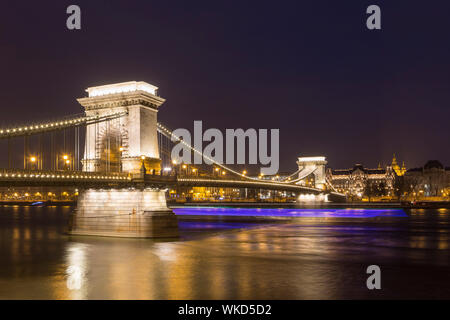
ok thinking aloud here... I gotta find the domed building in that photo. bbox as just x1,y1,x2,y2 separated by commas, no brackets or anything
391,154,407,176
405,160,450,197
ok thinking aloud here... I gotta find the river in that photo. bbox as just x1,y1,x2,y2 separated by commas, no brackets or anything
0,205,449,299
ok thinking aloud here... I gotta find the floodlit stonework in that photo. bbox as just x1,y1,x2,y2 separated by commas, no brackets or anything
296,156,328,189
69,188,178,238
78,81,165,174
69,81,178,238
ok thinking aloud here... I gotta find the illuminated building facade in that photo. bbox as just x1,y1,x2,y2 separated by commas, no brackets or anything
405,160,450,197
326,164,395,197
391,154,407,176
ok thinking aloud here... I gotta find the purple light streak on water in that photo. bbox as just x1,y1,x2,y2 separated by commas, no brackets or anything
173,207,408,218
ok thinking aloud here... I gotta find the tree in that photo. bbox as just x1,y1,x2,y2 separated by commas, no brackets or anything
393,176,407,201
364,180,376,202
406,176,421,200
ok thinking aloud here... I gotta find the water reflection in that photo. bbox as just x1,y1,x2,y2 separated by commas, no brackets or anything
0,206,449,299
65,243,89,299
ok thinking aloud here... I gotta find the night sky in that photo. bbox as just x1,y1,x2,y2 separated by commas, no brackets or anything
1,1,449,173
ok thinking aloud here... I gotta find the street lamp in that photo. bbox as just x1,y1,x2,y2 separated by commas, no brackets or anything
118,147,124,172
30,156,37,170
171,159,178,175
138,155,148,174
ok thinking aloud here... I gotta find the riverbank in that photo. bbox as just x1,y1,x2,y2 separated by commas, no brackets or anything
0,200,76,206
0,200,448,209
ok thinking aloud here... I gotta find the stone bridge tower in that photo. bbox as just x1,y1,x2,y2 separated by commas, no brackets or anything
77,81,165,174
297,156,328,189
71,81,178,239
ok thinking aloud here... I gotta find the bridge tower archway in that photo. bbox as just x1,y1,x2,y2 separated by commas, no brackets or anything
296,156,328,189
77,81,166,174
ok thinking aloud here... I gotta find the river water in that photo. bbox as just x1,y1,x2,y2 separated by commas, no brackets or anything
0,205,449,299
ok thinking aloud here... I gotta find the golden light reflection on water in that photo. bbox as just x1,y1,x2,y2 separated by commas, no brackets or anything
438,234,449,250
65,243,89,299
2,206,450,299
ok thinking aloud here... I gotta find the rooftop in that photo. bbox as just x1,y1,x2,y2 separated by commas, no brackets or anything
85,81,158,97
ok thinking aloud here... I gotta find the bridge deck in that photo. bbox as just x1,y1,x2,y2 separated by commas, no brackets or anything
0,169,345,196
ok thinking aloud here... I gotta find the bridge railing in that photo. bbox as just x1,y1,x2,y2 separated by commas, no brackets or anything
0,168,130,182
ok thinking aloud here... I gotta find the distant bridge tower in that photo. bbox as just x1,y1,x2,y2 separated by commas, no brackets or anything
77,81,165,174
296,156,328,189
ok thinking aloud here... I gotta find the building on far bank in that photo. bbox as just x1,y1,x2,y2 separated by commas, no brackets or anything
326,155,404,197
326,164,395,197
405,160,450,197
391,154,407,176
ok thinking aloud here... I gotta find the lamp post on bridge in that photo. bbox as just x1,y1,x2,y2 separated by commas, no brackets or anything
30,156,37,170
119,146,124,172
140,155,147,175
62,154,70,171
172,159,178,176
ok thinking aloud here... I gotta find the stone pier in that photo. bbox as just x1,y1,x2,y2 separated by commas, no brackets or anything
69,188,179,238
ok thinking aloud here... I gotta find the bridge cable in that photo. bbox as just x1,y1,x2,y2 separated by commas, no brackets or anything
156,122,303,184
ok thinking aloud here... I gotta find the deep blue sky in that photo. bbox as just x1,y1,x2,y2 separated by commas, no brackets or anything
1,1,449,172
